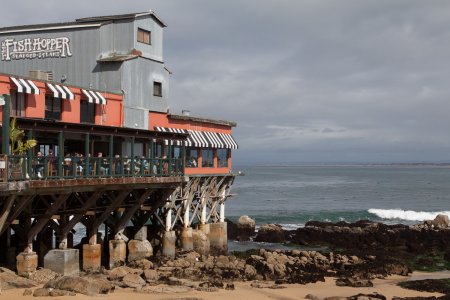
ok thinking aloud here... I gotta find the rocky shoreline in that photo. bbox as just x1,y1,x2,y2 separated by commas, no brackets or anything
1,215,450,299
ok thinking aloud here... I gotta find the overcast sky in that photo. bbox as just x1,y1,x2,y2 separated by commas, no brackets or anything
1,1,450,165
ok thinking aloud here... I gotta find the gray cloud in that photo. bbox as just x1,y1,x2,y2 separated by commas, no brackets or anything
2,1,450,164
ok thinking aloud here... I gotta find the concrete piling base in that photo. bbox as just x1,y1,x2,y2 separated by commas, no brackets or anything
180,227,193,251
82,244,101,272
192,229,210,255
16,252,38,276
109,239,126,269
44,249,79,276
162,230,176,257
209,222,228,255
198,223,210,236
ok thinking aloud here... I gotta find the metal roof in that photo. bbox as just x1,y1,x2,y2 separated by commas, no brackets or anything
76,10,167,27
168,114,237,128
0,10,167,34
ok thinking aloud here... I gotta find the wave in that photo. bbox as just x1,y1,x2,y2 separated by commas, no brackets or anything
368,208,450,221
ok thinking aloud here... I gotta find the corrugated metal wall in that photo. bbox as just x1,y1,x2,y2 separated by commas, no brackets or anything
0,14,171,130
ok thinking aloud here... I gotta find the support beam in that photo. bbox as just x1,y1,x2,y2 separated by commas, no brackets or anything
84,133,90,177
60,191,103,237
111,189,153,235
0,195,15,235
27,194,70,244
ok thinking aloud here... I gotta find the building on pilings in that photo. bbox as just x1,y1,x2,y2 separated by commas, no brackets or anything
0,10,238,274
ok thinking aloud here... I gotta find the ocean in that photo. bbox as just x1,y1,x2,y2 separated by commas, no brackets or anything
227,165,450,229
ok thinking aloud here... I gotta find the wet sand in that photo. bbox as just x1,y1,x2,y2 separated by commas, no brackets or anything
1,273,445,300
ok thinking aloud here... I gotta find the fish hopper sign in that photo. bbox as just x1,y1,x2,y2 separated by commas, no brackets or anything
1,37,73,61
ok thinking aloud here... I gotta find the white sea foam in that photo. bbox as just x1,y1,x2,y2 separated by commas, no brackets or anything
368,208,450,221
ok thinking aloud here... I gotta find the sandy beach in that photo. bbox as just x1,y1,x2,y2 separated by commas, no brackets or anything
1,273,445,300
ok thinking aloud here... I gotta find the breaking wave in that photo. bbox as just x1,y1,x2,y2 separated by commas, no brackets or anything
368,208,450,221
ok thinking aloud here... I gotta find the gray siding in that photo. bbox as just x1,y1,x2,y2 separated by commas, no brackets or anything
0,27,101,88
121,57,169,113
134,16,163,62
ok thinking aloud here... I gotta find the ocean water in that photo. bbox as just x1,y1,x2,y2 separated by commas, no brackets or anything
227,165,450,230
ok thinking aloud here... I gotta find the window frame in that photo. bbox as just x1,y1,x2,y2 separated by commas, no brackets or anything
201,149,214,168
186,147,198,168
80,100,96,124
217,148,229,168
10,90,26,117
153,81,162,97
137,28,151,45
45,94,62,120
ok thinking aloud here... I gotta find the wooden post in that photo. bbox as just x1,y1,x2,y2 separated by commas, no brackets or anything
27,130,33,178
2,94,10,155
84,133,89,177
130,137,135,175
109,135,113,176
58,131,63,177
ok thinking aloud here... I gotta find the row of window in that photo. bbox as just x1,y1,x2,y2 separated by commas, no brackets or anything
10,79,163,121
186,148,229,168
11,90,98,123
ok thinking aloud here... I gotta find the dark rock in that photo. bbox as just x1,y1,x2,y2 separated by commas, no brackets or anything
225,283,235,290
305,294,321,300
233,215,256,241
336,277,373,287
255,224,285,243
348,293,386,300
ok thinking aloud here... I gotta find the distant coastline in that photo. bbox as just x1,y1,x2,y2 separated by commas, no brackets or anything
236,162,450,168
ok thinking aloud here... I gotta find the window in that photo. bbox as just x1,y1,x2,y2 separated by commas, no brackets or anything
217,149,229,168
10,90,26,117
80,101,95,124
202,149,214,168
153,81,162,97
186,148,198,168
45,94,62,120
172,146,181,159
137,28,151,45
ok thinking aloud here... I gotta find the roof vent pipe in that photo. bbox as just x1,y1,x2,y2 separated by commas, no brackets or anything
182,110,190,116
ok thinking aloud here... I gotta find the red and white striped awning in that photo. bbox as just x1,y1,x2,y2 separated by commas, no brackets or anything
47,83,74,100
81,89,107,104
10,77,39,95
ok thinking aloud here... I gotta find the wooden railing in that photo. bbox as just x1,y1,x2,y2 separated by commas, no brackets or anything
0,155,184,182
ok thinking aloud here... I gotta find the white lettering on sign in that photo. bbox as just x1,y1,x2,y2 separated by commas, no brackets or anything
1,37,73,61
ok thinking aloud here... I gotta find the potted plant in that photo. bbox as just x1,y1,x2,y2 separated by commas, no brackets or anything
9,118,37,179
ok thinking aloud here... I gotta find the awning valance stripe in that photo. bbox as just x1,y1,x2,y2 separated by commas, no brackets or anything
154,127,238,149
81,89,107,104
47,83,74,100
11,77,39,95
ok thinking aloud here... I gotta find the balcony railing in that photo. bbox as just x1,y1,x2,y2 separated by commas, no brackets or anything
0,155,184,182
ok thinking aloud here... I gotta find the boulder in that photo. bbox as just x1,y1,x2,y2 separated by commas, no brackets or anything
122,273,145,288
425,214,450,228
33,288,76,297
27,268,60,284
0,267,37,289
143,269,159,282
127,240,153,262
235,215,256,241
255,224,285,243
44,276,114,296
